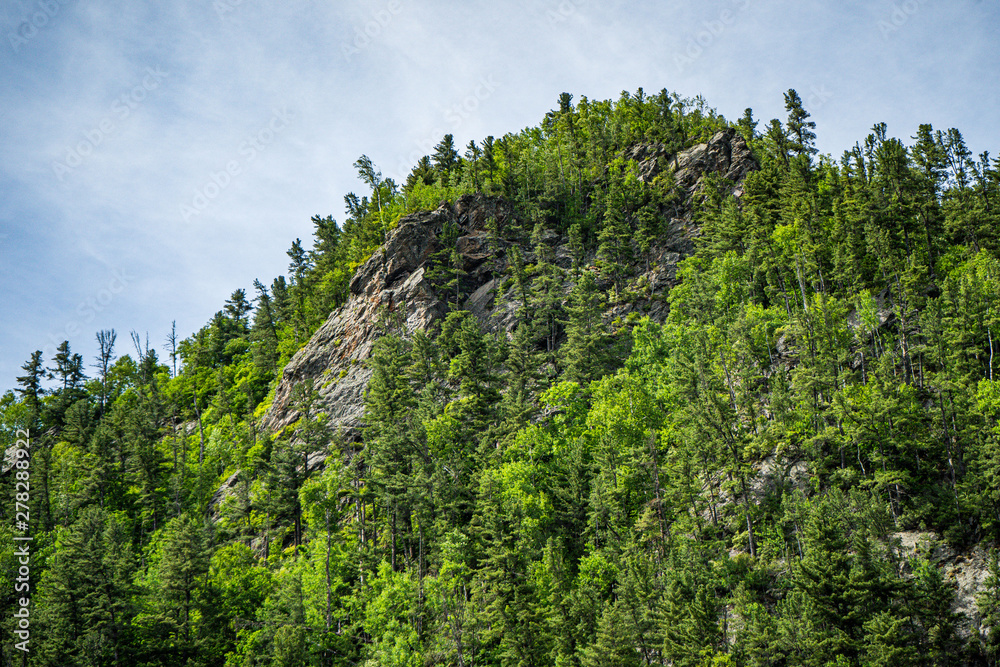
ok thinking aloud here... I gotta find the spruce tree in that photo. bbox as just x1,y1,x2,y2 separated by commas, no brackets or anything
406,155,436,192
94,329,117,414
561,272,614,384
784,88,817,158
251,278,281,377
35,507,137,667
433,134,460,187
14,350,44,426
138,514,212,660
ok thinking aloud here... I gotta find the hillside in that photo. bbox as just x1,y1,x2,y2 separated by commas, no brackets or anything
2,88,1000,667
260,128,755,440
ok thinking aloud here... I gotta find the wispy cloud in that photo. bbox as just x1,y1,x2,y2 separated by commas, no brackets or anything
1,0,998,385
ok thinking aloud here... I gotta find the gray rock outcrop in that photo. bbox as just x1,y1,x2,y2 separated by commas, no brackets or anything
259,131,758,440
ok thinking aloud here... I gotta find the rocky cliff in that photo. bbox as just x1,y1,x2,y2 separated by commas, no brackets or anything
259,128,758,440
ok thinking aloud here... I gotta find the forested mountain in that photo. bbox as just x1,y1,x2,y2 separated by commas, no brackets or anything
3,88,1000,666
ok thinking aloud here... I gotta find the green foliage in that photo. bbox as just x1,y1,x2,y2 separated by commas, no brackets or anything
133,513,213,664
34,507,137,667
3,87,999,666
561,272,616,384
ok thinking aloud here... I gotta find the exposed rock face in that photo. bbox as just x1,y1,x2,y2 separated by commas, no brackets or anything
263,208,443,439
623,128,757,195
892,532,994,641
260,131,758,440
261,196,520,438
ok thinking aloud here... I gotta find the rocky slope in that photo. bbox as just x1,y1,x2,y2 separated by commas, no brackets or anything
260,128,758,440
244,127,997,648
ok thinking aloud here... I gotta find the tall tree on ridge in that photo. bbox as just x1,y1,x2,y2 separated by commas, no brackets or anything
433,134,460,187
355,154,389,241
15,350,45,427
784,88,817,160
95,329,117,414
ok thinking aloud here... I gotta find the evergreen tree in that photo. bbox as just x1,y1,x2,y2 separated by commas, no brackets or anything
95,329,117,414
529,223,564,361
47,340,87,426
34,507,137,667
433,134,460,187
2,86,1000,667
14,350,44,426
465,139,482,191
406,155,437,192
561,272,614,384
250,278,281,377
582,600,643,667
482,135,497,189
365,334,418,570
135,513,212,662
224,289,252,331
784,88,817,158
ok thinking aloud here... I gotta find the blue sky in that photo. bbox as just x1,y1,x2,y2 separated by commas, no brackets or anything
1,0,998,390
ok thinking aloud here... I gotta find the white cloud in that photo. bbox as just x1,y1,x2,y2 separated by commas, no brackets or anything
1,0,998,385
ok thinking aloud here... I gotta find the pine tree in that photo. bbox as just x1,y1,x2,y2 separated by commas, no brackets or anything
136,513,212,661
765,118,790,168
265,379,331,548
784,89,817,159
501,322,542,433
862,611,919,667
406,155,436,192
426,218,465,307
251,278,281,377
49,340,86,393
582,600,643,667
910,556,962,665
34,507,137,667
482,135,497,189
433,134,460,187
47,341,87,427
355,154,389,242
597,175,634,292
365,334,417,570
465,139,482,191
561,272,614,384
737,107,759,145
529,223,564,361
94,329,117,414
448,313,501,428
14,350,44,426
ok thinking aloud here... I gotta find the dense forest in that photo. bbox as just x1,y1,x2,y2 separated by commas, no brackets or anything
3,87,1000,666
